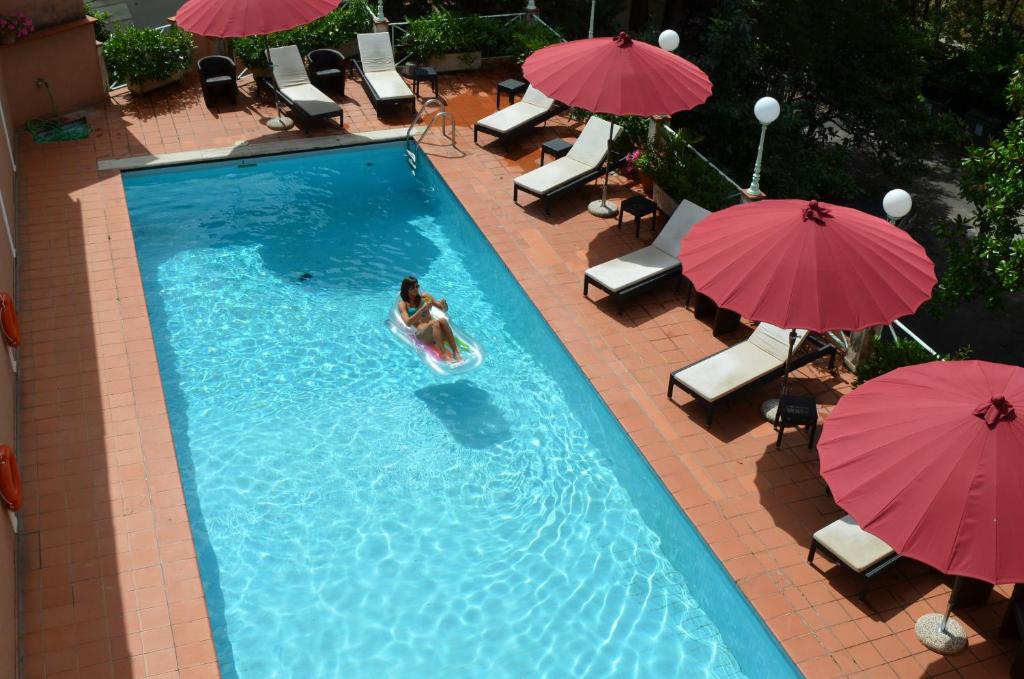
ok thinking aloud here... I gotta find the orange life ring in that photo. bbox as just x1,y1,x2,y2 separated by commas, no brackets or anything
0,292,19,347
0,445,20,511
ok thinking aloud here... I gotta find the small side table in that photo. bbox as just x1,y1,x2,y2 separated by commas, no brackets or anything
496,78,528,109
773,394,818,449
618,195,658,238
540,138,572,165
412,66,438,98
693,293,742,335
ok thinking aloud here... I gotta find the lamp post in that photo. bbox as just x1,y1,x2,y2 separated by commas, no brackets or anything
883,188,912,225
657,29,680,52
843,189,915,373
744,96,780,200
588,0,596,38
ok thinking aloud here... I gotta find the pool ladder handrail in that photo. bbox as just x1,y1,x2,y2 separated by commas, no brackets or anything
405,98,456,170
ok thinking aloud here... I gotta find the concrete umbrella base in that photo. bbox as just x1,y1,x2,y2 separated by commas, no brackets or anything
588,199,618,217
915,613,968,654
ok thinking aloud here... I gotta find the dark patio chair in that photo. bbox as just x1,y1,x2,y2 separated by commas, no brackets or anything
198,55,237,106
307,48,346,96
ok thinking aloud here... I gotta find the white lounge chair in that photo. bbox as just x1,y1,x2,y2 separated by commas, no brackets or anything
473,86,565,144
808,514,901,601
513,116,622,215
268,45,343,128
667,322,836,424
354,32,415,115
583,199,711,314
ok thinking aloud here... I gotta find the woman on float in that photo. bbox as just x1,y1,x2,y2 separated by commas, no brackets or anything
398,276,462,362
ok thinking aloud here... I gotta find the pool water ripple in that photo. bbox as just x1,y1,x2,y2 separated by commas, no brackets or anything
123,144,789,679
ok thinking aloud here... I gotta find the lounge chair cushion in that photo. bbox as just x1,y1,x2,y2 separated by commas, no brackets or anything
565,116,622,167
585,200,711,293
514,157,595,195
671,323,809,402
476,87,555,134
356,32,414,102
270,45,340,117
514,116,621,195
358,32,398,72
813,515,896,573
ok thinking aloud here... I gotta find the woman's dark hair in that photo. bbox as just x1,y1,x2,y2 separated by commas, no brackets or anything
400,276,420,304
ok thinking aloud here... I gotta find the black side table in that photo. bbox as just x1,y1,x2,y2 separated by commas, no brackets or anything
618,195,658,238
496,78,528,109
540,138,572,165
774,394,818,449
412,66,438,98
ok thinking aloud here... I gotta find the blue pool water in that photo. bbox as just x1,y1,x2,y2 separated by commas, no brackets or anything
123,143,799,679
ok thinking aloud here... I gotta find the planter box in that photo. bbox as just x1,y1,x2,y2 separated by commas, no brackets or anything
653,183,679,216
127,70,185,94
425,51,481,73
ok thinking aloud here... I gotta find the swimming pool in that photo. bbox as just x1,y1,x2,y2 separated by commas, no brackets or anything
123,142,799,679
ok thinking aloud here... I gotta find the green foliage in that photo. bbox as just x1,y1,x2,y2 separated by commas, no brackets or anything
102,26,194,86
933,59,1024,310
686,0,938,201
399,8,498,62
83,1,113,42
635,129,739,211
854,337,971,386
232,0,373,69
509,19,560,64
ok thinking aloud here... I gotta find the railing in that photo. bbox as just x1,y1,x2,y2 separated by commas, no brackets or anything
388,13,563,67
655,122,745,197
405,98,456,170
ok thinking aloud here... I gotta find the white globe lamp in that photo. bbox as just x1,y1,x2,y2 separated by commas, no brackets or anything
883,189,913,222
754,96,781,125
658,29,680,52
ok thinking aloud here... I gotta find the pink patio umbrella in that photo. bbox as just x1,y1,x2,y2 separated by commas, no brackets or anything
175,0,339,129
817,360,1024,652
678,199,936,415
522,32,712,216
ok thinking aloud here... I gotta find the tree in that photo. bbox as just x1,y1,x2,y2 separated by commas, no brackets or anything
933,59,1024,309
682,0,936,200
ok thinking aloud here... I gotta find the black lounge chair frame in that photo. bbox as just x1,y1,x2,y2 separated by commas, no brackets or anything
473,102,568,145
666,334,837,425
806,536,902,601
513,152,626,216
197,55,237,106
583,266,692,316
264,81,344,130
307,48,347,97
352,59,415,116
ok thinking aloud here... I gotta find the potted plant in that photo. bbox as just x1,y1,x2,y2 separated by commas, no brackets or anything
634,130,738,213
84,1,113,42
103,26,195,93
400,9,495,73
509,19,560,64
0,12,34,45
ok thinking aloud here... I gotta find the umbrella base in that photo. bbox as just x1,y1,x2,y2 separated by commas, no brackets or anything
915,613,967,654
267,116,294,131
760,398,780,423
588,199,618,218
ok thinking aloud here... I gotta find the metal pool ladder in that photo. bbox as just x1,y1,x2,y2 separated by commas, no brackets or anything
405,98,456,171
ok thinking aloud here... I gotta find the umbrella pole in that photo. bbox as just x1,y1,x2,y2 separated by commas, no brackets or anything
587,121,619,218
761,329,797,425
264,35,293,131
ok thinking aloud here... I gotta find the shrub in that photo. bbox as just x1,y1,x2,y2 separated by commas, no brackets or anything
853,337,972,386
103,26,195,86
399,9,496,62
509,19,560,64
84,1,113,42
232,0,373,69
635,130,739,211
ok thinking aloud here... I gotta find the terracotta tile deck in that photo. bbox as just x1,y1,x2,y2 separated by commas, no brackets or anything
15,68,1018,678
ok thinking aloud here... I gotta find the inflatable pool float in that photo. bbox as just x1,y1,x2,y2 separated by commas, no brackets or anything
387,300,483,375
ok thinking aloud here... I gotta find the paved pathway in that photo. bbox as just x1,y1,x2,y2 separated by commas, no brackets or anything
14,68,1018,678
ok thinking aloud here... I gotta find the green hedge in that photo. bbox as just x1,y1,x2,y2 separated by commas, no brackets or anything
232,0,373,69
103,26,195,85
635,129,739,211
853,337,972,386
400,10,560,63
